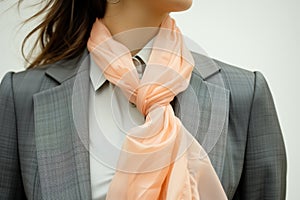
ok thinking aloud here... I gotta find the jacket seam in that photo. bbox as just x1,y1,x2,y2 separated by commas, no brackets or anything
11,72,26,198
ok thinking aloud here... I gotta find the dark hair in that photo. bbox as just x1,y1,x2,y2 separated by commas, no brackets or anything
21,0,107,69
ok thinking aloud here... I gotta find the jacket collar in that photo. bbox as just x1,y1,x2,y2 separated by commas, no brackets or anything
45,48,221,84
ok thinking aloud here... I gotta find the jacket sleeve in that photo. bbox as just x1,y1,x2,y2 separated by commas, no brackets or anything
233,71,287,200
0,72,26,199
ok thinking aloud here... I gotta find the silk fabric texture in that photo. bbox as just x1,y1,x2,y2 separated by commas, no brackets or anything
87,15,227,200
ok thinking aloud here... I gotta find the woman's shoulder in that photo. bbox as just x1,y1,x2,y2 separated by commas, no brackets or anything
0,55,85,105
213,58,255,84
212,57,270,101
1,65,49,92
210,57,258,109
7,52,88,90
210,56,277,120
190,51,255,84
0,66,54,111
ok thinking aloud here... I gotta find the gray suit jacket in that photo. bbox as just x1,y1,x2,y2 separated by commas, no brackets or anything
0,51,287,200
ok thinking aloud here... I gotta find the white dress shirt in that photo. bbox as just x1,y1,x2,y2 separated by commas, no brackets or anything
89,44,152,200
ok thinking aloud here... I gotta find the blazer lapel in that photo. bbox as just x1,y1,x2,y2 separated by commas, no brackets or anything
33,52,92,200
172,52,230,180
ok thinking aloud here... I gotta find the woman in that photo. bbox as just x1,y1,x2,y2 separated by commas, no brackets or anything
0,0,287,199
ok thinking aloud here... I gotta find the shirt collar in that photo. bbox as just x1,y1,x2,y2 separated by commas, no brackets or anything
90,39,153,91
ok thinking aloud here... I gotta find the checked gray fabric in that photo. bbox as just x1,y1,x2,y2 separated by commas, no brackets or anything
0,50,287,200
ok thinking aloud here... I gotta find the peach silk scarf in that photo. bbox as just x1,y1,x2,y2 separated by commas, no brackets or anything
87,15,227,200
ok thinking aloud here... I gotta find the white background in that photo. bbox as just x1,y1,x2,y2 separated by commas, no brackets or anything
1,0,299,199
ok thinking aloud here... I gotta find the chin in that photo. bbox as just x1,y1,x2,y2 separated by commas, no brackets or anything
149,0,193,14
170,0,193,12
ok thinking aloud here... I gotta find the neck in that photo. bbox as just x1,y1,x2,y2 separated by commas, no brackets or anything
103,1,168,55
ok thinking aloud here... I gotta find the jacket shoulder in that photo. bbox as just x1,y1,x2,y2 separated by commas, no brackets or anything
1,63,68,116
213,58,255,94
13,65,50,82
212,58,256,119
11,65,54,96
213,58,255,85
